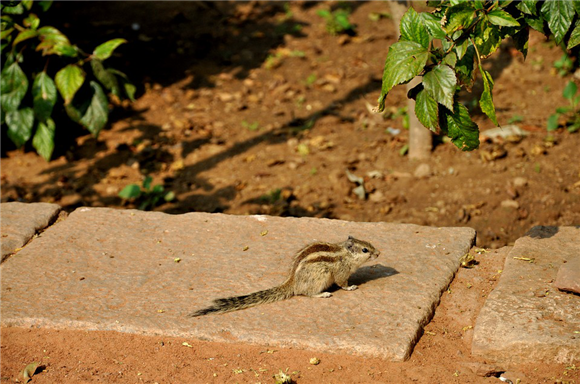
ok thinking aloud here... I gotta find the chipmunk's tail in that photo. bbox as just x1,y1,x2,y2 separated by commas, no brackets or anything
189,283,293,317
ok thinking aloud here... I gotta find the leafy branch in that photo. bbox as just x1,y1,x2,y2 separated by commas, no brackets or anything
1,0,134,160
377,0,580,151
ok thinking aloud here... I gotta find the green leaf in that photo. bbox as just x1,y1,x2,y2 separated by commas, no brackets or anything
22,0,33,10
13,28,37,45
142,176,153,190
421,12,447,40
479,69,498,126
123,82,136,102
2,4,23,15
64,103,81,123
454,36,470,60
568,122,580,133
423,64,456,111
400,7,430,49
525,15,545,34
546,113,559,131
540,0,574,45
79,81,108,137
6,107,34,148
516,0,538,16
567,21,580,50
473,22,502,58
563,81,577,102
36,26,75,56
498,0,515,8
32,71,57,122
55,64,85,105
0,27,14,40
399,143,409,156
443,3,476,34
52,44,78,57
32,117,55,161
442,52,457,68
378,41,429,111
556,106,572,114
23,12,39,29
164,191,175,202
91,59,121,96
415,88,439,132
92,38,127,60
38,1,52,12
119,184,141,199
0,61,28,113
487,9,520,27
439,102,480,151
335,12,352,30
108,68,136,101
512,27,529,59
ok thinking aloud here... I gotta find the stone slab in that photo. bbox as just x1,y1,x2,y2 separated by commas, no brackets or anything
472,226,580,364
1,202,61,261
1,207,475,361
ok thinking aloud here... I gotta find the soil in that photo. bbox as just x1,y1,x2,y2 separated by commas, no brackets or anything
1,2,580,383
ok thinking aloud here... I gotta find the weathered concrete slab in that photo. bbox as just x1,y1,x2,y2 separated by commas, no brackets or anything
472,226,580,364
1,202,61,261
1,207,475,361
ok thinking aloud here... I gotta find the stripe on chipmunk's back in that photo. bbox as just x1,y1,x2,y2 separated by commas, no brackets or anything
295,243,344,263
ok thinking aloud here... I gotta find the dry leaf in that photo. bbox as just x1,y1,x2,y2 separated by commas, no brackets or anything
274,369,292,384
309,357,321,365
21,362,40,383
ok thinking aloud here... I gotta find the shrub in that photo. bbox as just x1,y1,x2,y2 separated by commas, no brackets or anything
1,0,134,160
377,1,580,151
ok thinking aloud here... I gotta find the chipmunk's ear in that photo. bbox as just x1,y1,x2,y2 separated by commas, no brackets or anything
345,236,355,251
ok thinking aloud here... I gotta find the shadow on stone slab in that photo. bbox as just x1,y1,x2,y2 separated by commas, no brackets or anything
349,264,399,286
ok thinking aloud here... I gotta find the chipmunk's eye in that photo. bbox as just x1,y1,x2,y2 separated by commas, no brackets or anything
362,248,369,253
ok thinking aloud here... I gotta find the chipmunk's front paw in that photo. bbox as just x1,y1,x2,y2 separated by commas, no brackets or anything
343,285,358,291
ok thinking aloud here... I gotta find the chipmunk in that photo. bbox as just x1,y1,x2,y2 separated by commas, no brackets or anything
189,236,380,317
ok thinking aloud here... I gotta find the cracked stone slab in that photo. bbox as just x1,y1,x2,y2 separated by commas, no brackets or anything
1,207,475,361
1,202,61,261
472,226,580,364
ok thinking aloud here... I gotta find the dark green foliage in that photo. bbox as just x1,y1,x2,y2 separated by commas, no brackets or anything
1,0,134,160
548,81,580,133
118,176,175,211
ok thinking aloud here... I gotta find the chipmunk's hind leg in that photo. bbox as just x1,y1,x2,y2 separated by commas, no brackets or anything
294,264,335,298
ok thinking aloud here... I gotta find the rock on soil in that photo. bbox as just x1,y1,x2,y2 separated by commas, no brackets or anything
1,206,475,361
472,226,580,364
1,202,61,261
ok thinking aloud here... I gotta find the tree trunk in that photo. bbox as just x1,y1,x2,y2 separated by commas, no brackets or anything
388,1,432,160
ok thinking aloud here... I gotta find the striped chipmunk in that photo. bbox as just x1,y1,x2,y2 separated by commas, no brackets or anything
189,236,380,317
